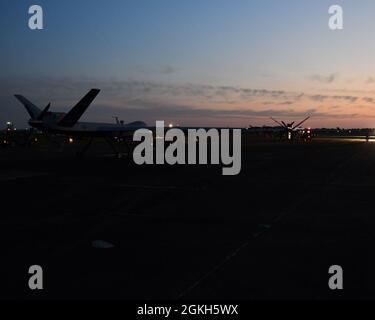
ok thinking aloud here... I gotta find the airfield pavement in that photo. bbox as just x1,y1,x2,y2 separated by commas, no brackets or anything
1,136,375,300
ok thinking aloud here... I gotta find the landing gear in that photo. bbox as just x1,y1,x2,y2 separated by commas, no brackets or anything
75,136,133,158
76,137,93,157
104,137,124,158
45,134,66,152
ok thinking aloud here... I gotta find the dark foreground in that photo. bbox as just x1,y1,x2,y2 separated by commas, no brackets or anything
1,137,375,300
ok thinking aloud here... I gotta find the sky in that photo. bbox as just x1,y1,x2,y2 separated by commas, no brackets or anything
2,0,375,128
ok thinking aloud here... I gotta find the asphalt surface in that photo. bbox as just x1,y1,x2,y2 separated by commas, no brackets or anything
1,137,375,300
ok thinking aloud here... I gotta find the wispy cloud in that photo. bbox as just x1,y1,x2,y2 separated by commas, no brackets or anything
310,94,359,103
91,100,359,122
2,76,375,127
362,97,375,103
307,73,338,84
133,65,178,75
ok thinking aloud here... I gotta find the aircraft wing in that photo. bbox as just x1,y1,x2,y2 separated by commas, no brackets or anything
59,89,101,127
270,117,285,127
292,117,310,130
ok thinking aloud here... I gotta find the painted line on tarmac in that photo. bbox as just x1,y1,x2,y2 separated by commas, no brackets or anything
176,240,250,299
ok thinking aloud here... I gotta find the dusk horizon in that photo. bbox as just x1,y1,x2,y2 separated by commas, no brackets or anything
3,0,375,129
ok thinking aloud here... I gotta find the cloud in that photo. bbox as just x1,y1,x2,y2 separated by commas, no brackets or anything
1,76,303,105
366,77,375,84
310,94,359,103
332,95,358,103
161,65,177,74
362,97,375,103
307,73,338,84
310,95,328,102
133,65,178,75
91,100,355,121
280,101,294,105
1,75,374,127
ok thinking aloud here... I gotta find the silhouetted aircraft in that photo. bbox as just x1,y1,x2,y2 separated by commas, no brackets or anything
14,89,147,156
15,89,243,157
270,117,310,140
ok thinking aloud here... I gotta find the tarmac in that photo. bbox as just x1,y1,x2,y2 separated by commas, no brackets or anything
1,136,375,300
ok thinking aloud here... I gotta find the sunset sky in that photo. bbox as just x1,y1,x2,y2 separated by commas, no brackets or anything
2,0,375,128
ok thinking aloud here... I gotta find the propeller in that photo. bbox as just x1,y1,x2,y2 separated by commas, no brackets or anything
37,103,51,121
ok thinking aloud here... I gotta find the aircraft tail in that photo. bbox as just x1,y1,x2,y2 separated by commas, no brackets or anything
14,95,41,120
58,89,100,127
